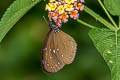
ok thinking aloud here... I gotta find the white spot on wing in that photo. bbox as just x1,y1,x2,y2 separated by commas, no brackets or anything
43,48,47,51
58,62,60,64
50,56,52,59
57,49,59,51
73,52,76,55
42,60,44,64
53,50,56,53
75,44,77,47
47,64,49,66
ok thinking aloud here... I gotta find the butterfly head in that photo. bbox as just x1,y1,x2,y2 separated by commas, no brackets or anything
49,22,60,33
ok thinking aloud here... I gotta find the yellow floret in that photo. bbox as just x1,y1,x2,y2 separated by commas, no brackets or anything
58,5,64,14
65,0,75,4
46,3,57,11
65,4,73,11
50,0,55,2
45,4,49,10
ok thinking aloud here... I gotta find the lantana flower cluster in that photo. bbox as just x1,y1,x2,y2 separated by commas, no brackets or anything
45,0,85,27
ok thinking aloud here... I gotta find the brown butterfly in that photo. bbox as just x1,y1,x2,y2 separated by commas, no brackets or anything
42,22,77,73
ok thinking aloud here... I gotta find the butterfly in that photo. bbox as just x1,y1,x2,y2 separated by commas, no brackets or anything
42,22,77,73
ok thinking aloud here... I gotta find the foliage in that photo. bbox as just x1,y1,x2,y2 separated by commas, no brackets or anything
89,28,120,80
0,0,120,80
104,0,120,16
0,0,41,42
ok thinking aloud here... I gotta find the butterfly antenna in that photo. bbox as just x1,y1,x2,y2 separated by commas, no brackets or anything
43,16,49,25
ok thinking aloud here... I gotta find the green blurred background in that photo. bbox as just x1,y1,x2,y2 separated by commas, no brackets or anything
0,0,111,80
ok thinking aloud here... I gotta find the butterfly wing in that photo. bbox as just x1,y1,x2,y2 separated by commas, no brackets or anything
42,30,77,73
55,30,77,64
42,30,65,73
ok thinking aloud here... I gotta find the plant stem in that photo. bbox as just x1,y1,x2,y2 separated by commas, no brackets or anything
119,16,120,28
84,6,116,31
98,0,118,28
77,19,95,29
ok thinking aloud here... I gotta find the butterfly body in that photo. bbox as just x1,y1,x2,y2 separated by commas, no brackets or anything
42,23,77,73
49,23,60,33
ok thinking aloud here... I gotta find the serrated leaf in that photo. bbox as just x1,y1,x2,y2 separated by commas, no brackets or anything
89,28,120,80
104,0,120,16
0,0,41,42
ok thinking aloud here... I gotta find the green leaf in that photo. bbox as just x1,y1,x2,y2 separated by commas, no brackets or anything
89,28,120,80
104,0,120,16
0,0,41,42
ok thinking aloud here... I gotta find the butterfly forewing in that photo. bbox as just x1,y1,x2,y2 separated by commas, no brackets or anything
42,30,65,73
42,29,77,73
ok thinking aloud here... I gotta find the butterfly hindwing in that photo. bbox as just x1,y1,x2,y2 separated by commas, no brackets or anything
55,30,77,64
